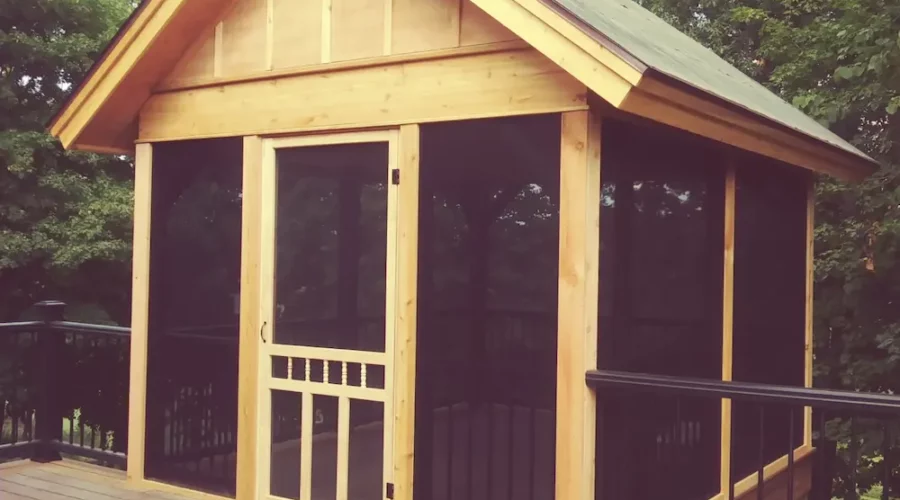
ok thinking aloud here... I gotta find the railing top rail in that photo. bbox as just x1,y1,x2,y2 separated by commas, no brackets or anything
586,369,900,414
51,321,130,337
0,320,44,331
0,320,129,337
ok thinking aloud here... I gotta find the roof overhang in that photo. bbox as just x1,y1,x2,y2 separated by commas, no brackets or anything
48,0,878,181
48,0,232,155
470,0,878,181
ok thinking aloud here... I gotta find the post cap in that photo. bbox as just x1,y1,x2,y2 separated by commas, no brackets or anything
34,301,66,322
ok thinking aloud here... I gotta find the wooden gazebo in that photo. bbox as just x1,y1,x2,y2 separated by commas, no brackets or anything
48,0,878,499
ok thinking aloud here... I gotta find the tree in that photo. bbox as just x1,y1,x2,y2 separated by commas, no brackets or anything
0,0,135,323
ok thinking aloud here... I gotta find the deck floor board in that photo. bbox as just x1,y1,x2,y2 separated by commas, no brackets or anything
0,461,200,500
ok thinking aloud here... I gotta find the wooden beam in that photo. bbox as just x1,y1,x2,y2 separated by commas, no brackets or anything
126,143,152,482
719,163,737,495
471,0,632,106
803,179,815,446
393,124,420,500
139,48,586,142
236,136,263,500
621,80,875,181
556,110,601,500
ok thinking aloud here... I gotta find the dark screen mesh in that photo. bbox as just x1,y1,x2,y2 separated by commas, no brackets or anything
415,115,560,500
595,119,725,500
145,138,242,496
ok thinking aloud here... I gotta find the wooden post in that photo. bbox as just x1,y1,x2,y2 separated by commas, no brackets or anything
555,110,601,500
127,142,153,481
394,124,420,500
33,300,65,462
236,136,263,500
720,163,737,494
804,178,815,446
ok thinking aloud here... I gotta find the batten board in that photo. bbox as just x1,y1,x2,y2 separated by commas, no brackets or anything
391,0,461,54
221,0,267,76
161,26,216,85
460,0,517,45
272,0,323,69
139,48,587,142
331,0,386,61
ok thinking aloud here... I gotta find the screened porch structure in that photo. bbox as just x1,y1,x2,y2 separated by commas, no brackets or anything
46,0,879,500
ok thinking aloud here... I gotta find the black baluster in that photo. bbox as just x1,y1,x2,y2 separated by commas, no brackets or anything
758,405,765,500
447,401,453,500
675,396,683,487
529,405,536,500
787,408,795,500
507,401,514,500
24,409,32,441
79,417,85,446
68,412,73,444
12,408,19,444
485,401,492,500
729,400,736,500
883,424,890,500
814,410,830,500
850,418,858,497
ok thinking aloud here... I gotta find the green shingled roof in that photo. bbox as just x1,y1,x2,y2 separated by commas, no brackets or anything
550,0,875,164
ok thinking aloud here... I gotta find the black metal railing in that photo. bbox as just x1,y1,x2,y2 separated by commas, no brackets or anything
587,369,900,500
145,326,238,495
0,301,131,466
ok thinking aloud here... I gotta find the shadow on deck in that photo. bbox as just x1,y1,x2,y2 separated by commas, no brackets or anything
0,460,197,500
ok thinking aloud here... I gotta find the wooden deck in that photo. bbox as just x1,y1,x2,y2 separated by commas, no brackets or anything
0,460,200,500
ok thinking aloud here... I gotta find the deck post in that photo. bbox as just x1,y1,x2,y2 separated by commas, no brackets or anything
556,110,601,500
32,300,65,462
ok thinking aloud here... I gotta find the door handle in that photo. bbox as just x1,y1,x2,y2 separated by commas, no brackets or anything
260,321,268,343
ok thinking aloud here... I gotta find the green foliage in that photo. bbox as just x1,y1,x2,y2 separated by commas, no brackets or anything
0,0,135,322
639,0,900,491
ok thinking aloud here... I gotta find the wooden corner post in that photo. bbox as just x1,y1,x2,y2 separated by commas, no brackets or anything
237,136,264,500
803,178,815,446
394,124,420,500
720,162,737,494
127,142,153,482
556,110,601,500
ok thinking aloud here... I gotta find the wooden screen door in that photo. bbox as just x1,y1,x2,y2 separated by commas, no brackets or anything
257,130,400,500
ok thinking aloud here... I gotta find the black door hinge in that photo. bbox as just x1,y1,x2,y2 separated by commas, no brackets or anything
391,169,400,185
386,482,395,499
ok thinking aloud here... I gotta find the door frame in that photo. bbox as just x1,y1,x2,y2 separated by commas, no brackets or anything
245,127,417,500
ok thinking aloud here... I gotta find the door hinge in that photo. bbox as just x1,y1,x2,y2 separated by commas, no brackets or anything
386,482,395,499
391,169,400,185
